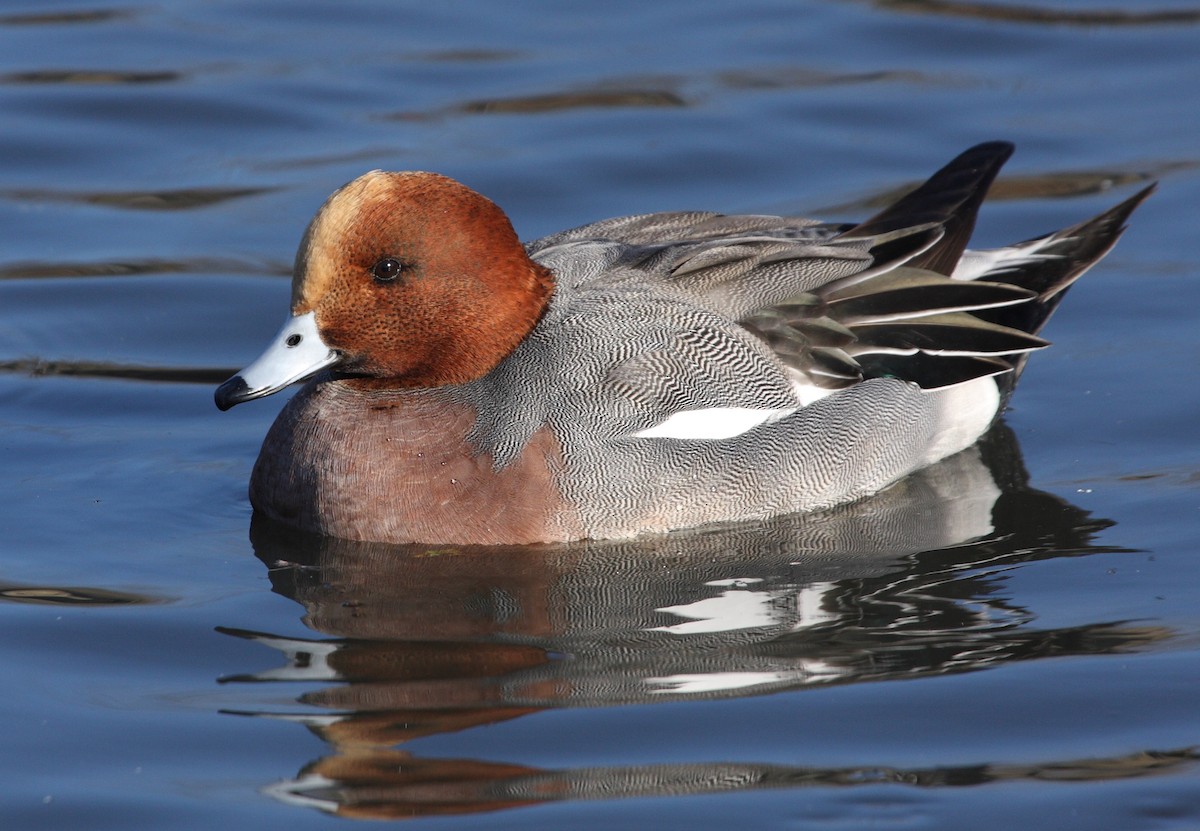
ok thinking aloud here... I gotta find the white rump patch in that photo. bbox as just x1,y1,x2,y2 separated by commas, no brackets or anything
921,375,1002,465
953,242,1061,281
633,405,799,440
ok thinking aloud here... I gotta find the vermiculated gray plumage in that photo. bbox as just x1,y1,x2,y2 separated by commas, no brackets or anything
468,144,1152,539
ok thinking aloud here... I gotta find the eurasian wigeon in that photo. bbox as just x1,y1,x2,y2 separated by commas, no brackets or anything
215,142,1152,545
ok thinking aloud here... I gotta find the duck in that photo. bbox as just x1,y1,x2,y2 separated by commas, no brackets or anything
215,142,1152,545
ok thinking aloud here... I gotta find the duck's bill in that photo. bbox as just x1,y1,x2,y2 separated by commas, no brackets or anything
214,311,341,411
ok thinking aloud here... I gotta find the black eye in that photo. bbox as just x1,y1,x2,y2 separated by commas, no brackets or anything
371,257,404,283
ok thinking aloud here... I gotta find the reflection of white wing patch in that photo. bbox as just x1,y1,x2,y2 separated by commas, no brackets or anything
633,406,798,440
646,671,790,694
652,589,778,635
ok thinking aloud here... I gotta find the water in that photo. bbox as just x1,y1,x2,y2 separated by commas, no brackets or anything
2,1,1199,828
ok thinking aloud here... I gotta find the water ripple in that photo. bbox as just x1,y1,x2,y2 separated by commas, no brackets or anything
0,582,159,606
0,185,277,211
0,257,286,280
870,0,1200,26
0,8,134,26
0,358,238,385
0,69,182,85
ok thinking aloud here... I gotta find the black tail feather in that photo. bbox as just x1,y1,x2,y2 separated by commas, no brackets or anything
975,183,1157,337
843,141,1015,277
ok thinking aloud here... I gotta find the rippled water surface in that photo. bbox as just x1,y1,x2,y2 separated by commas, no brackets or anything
2,1,1199,829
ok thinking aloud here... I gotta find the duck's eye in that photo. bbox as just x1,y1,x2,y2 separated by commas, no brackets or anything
371,257,404,283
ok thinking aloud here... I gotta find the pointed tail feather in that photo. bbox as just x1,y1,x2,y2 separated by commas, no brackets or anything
841,141,1015,277
963,183,1156,337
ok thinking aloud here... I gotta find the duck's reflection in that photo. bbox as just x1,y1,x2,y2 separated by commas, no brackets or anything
220,425,1179,819
254,746,1199,820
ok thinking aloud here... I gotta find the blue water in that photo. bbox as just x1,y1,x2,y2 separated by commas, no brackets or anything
2,1,1199,828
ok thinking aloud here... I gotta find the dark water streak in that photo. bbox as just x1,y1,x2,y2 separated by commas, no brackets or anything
870,0,1200,26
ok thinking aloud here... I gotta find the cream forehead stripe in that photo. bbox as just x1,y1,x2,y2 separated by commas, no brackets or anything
293,171,399,312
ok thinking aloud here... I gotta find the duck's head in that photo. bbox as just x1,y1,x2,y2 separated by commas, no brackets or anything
215,171,554,411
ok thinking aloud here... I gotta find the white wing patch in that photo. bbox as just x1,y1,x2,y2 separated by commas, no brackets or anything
789,374,839,406
633,405,799,440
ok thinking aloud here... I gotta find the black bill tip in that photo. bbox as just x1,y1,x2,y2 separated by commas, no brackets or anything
214,375,250,411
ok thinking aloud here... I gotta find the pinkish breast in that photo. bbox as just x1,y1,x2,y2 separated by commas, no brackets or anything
249,380,582,545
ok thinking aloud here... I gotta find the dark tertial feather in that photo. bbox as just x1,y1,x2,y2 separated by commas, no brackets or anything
742,265,1049,393
857,353,1014,389
824,269,1034,323
789,316,857,348
806,347,863,382
847,313,1048,356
